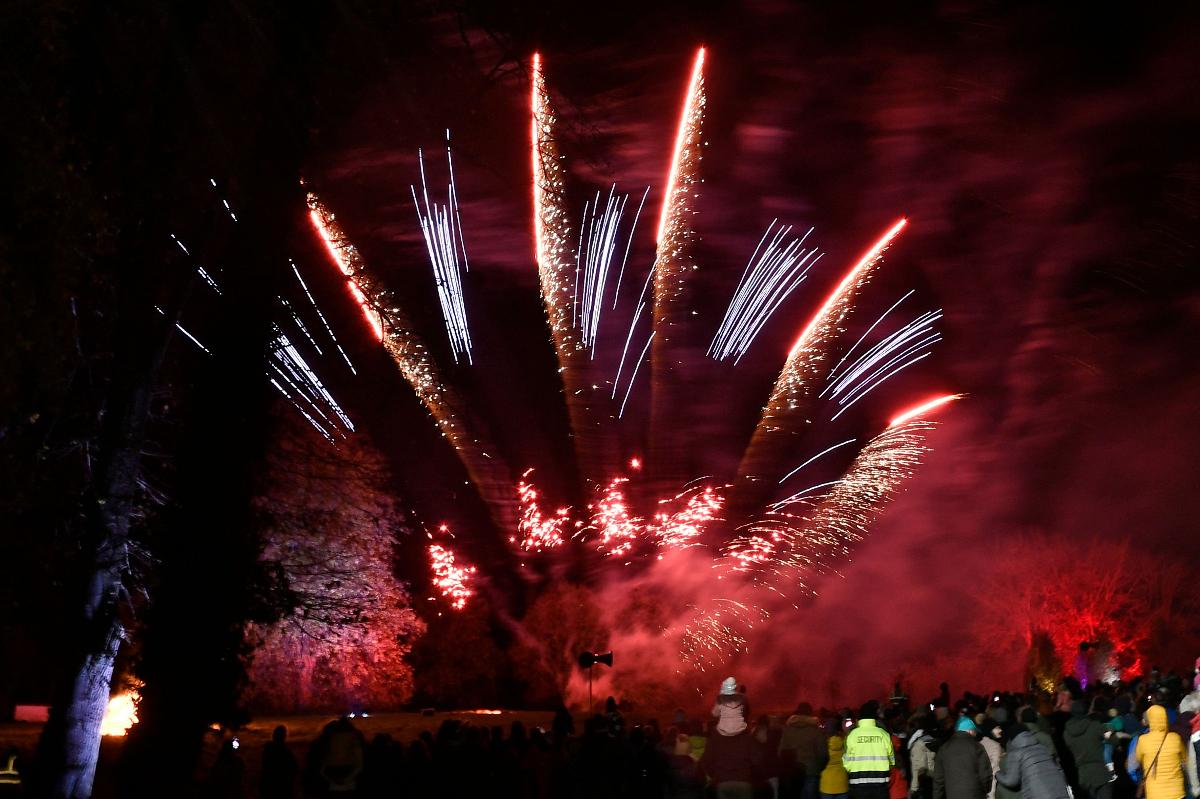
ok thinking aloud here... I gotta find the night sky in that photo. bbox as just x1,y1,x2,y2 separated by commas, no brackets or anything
292,3,1198,693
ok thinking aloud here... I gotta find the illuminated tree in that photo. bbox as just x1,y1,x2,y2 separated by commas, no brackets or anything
244,414,424,712
979,533,1200,688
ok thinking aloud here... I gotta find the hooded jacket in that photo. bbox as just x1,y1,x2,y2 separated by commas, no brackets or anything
780,714,828,774
822,735,850,794
1064,708,1114,790
1134,705,1186,799
996,731,1070,799
933,731,992,799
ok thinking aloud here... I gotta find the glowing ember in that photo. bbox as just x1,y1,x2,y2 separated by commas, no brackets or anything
100,690,140,737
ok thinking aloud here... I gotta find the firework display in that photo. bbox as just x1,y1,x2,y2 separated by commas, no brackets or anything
412,132,474,364
315,51,956,669
428,534,477,611
307,194,518,531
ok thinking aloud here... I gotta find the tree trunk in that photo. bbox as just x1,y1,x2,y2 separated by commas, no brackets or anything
37,342,169,798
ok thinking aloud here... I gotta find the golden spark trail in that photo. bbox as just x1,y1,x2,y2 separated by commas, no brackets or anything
530,53,618,481
649,48,707,486
307,193,517,531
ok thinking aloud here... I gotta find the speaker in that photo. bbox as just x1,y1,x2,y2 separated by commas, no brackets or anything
578,650,614,669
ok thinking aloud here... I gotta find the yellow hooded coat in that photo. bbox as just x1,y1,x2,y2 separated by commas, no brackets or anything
1135,705,1186,799
822,734,850,794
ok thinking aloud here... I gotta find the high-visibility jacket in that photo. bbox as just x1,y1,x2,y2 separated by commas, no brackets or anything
845,719,896,787
0,753,19,786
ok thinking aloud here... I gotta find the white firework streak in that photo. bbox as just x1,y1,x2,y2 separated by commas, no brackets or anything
279,297,322,355
709,221,824,363
153,305,211,355
268,374,334,443
824,309,943,421
412,132,473,364
575,185,635,353
619,330,655,418
290,260,356,374
208,177,239,223
268,324,354,433
170,233,222,295
612,261,656,399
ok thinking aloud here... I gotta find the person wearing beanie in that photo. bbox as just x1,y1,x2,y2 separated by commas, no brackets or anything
845,702,894,799
933,716,992,799
712,676,750,737
1064,700,1116,799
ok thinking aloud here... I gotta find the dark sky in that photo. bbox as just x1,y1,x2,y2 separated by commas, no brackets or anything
304,2,1200,693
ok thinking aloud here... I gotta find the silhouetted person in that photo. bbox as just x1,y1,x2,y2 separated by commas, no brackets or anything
319,717,364,795
204,739,246,799
261,725,298,799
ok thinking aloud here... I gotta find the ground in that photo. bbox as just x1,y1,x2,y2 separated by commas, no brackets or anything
0,710,556,797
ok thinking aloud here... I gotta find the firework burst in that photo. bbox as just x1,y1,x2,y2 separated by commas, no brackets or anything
313,50,957,675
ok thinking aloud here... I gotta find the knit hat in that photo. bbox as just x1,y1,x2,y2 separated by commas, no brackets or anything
720,677,738,695
956,716,978,734
1020,707,1038,724
1069,700,1087,718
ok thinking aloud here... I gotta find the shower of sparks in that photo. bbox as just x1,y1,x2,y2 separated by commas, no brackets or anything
678,598,768,673
170,233,222,295
412,131,473,364
291,260,356,374
513,471,570,552
650,483,724,551
309,192,518,531
514,473,725,558
208,177,239,223
826,309,943,421
657,48,707,245
589,478,642,557
574,186,636,352
428,538,477,610
307,199,384,341
738,218,907,485
889,393,963,428
153,305,211,355
709,221,823,363
652,47,706,335
793,417,936,550
302,49,960,681
531,52,581,358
